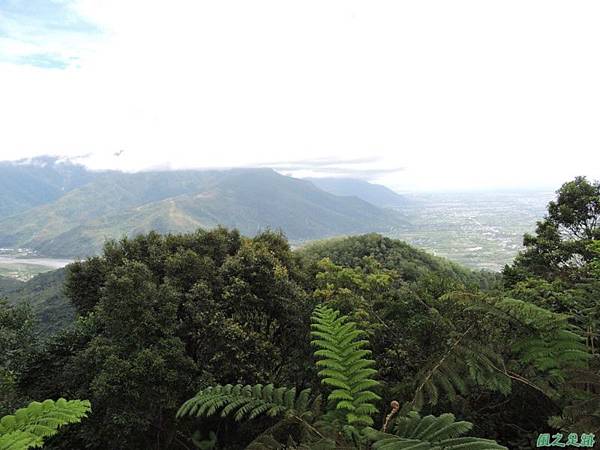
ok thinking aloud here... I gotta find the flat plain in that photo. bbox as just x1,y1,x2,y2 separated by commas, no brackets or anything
390,190,555,271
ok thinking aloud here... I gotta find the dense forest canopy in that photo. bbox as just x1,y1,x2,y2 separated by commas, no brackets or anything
1,176,599,449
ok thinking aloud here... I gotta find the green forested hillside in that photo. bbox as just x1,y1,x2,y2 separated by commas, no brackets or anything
0,169,221,255
298,233,501,289
0,167,403,257
0,275,24,292
0,269,73,336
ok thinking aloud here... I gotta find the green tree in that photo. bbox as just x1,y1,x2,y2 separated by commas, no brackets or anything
504,176,600,284
501,179,600,442
313,256,395,333
0,300,37,416
18,228,312,449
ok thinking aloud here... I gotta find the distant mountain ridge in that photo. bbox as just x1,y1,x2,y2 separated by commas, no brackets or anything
305,177,406,207
0,156,98,218
0,158,405,257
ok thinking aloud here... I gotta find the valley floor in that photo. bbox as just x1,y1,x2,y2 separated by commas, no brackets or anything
390,190,554,271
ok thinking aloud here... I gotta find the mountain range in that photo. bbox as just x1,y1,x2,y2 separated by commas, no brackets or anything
305,177,406,207
0,157,406,257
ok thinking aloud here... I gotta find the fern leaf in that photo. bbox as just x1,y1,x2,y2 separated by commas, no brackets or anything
177,384,312,422
467,296,590,379
310,305,381,431
0,398,90,450
365,411,507,450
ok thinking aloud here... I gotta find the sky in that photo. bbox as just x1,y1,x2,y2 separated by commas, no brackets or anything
0,1,599,192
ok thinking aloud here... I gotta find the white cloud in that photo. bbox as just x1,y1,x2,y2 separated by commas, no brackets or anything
0,0,599,191
0,0,100,67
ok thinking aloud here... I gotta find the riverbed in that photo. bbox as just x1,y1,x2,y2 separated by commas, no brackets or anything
0,256,74,281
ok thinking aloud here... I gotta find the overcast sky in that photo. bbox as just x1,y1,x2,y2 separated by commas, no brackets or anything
0,1,599,191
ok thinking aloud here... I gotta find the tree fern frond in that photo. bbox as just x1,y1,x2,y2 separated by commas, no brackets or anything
310,305,381,430
412,332,510,409
0,430,43,450
446,294,589,390
365,411,507,449
177,384,313,422
0,399,91,450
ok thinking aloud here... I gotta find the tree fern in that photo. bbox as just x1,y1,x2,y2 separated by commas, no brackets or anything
365,411,507,449
0,398,91,450
436,292,590,401
310,304,381,430
466,296,590,378
178,306,505,449
405,293,512,409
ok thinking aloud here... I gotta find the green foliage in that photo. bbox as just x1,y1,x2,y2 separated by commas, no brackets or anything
505,176,600,284
0,277,23,293
18,228,313,449
177,304,386,447
177,384,314,422
548,369,600,434
365,411,507,449
0,398,90,450
299,234,498,288
0,301,37,416
313,256,395,333
12,221,591,448
310,305,381,430
180,305,505,449
412,332,511,410
7,175,600,449
466,296,590,383
2,269,73,337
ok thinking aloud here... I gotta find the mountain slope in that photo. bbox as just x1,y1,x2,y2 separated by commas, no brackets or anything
0,275,24,292
305,177,406,207
1,268,73,336
0,168,404,257
0,156,98,218
298,233,501,289
169,169,402,239
0,169,220,254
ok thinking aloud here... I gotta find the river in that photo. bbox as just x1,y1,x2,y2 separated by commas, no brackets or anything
0,256,73,269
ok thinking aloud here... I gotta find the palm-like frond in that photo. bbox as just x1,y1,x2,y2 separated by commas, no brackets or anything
245,417,337,450
310,305,381,429
0,398,91,450
177,383,314,422
549,369,600,434
412,335,510,409
365,411,507,449
467,297,590,377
